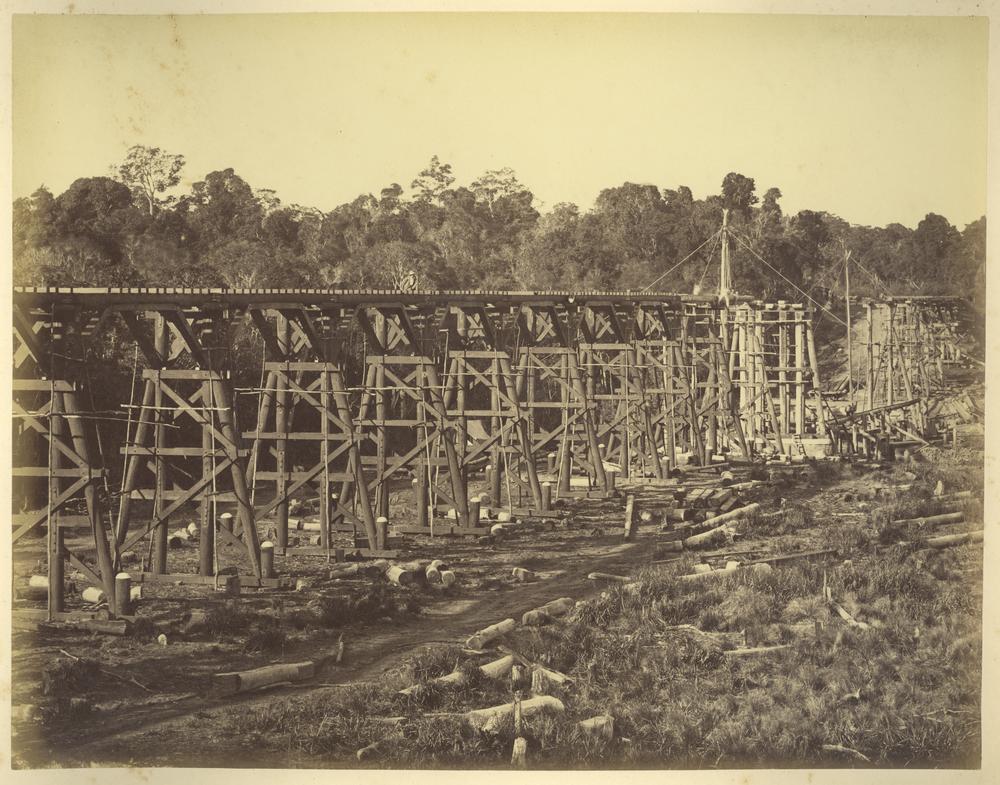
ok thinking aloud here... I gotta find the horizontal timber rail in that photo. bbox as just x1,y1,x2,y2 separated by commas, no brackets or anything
12,286,827,615
14,286,758,309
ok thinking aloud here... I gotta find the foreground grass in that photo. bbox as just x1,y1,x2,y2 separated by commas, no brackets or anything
209,542,980,768
210,451,983,769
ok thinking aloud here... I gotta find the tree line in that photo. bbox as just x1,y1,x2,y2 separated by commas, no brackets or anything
13,146,986,308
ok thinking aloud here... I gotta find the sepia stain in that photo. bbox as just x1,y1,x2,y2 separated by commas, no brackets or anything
425,70,438,84
169,15,186,51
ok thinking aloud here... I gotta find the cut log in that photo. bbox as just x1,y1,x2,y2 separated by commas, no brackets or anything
623,494,637,541
822,743,871,763
357,735,400,762
577,714,614,741
588,571,632,583
748,548,838,566
723,644,792,657
700,503,760,528
398,654,515,696
511,737,528,768
18,585,48,602
892,512,964,527
521,610,550,627
727,481,764,491
330,562,385,580
466,695,565,733
531,665,572,693
831,602,870,630
425,560,447,583
213,661,315,695
918,530,983,549
936,490,973,502
465,618,517,650
683,523,734,549
385,565,419,587
522,597,574,626
81,587,106,604
329,563,361,579
440,570,457,587
662,507,696,522
539,598,574,615
658,625,746,647
480,654,516,679
718,496,739,513
40,618,129,636
511,567,535,583
678,561,769,583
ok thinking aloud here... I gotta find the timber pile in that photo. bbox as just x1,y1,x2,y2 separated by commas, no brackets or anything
925,387,983,427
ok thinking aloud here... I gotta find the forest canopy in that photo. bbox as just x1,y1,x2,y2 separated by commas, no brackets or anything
13,146,986,309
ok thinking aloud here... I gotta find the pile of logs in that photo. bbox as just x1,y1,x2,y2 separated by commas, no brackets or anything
326,558,460,589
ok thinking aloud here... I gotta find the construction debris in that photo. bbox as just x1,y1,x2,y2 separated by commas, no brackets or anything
466,695,565,733
577,714,615,741
522,597,574,626
465,619,518,650
212,661,316,695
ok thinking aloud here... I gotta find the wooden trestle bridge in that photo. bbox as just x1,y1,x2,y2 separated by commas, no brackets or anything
11,286,969,615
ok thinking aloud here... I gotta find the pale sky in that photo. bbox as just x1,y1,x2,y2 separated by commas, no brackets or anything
12,13,989,228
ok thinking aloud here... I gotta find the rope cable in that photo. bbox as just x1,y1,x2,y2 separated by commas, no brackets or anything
641,229,722,292
728,230,848,327
850,254,892,296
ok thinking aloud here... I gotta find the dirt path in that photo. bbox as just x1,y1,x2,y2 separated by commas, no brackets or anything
23,536,648,767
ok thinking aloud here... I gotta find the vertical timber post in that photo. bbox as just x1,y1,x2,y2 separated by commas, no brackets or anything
152,314,168,576
275,313,290,551
200,379,215,576
376,314,390,521
212,375,262,576
48,389,66,615
320,366,331,551
63,390,117,606
865,302,875,410
794,309,806,435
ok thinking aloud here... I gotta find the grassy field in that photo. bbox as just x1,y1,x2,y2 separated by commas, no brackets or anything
200,447,983,769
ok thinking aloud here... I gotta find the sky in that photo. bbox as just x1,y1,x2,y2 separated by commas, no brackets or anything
12,12,989,229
